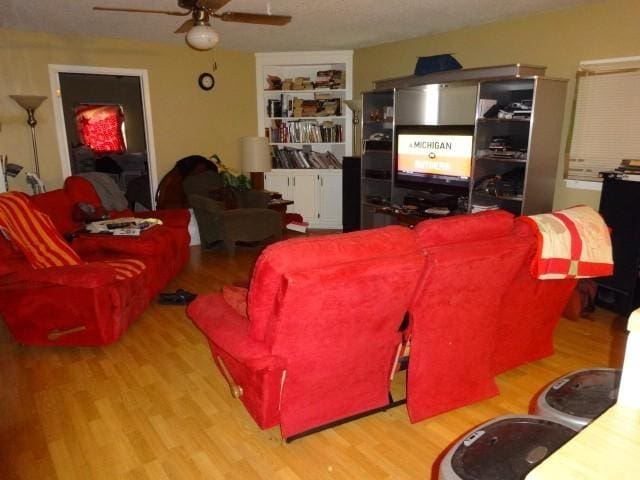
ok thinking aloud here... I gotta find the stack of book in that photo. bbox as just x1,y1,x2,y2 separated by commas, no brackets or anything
271,96,341,118
291,77,314,90
269,120,343,144
270,146,342,169
266,75,282,90
315,70,344,89
265,71,344,91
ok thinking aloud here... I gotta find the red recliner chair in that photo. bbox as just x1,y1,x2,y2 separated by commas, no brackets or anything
405,210,533,422
187,226,425,440
491,218,579,375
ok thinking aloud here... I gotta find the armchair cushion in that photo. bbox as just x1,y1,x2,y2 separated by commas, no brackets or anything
235,190,271,209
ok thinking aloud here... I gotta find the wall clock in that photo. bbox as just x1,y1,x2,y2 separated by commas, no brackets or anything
198,72,215,91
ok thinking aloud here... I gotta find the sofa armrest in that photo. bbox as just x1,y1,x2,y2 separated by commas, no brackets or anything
1,262,118,289
187,293,284,371
235,190,271,209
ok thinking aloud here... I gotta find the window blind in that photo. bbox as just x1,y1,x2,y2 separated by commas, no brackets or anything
567,68,640,181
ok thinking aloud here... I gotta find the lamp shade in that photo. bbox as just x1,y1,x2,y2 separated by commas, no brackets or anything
9,95,47,110
241,136,271,173
344,99,362,114
186,25,219,50
10,95,47,111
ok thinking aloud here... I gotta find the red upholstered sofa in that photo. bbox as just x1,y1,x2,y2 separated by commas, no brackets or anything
405,211,576,423
187,209,577,439
0,177,190,346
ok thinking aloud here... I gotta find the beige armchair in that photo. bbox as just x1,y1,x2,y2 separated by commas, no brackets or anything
183,171,282,255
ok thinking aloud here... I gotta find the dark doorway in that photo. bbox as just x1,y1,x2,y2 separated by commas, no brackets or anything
58,73,152,210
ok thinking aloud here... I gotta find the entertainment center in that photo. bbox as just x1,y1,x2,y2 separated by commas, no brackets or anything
359,64,568,229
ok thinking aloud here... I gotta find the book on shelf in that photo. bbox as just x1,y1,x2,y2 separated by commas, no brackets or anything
265,70,345,92
271,95,342,118
266,75,282,90
268,120,342,144
315,69,344,89
270,145,342,169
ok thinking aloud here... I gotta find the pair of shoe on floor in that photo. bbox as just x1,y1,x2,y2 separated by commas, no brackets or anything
158,288,197,305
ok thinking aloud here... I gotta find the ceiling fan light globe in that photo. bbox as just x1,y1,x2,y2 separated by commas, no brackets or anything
186,25,219,50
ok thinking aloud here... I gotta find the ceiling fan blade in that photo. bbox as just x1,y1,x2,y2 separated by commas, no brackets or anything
93,6,189,16
215,12,291,26
175,19,195,34
199,0,232,11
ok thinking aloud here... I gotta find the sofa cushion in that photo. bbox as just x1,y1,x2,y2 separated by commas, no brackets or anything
414,209,515,248
64,175,108,207
30,189,79,234
0,192,83,269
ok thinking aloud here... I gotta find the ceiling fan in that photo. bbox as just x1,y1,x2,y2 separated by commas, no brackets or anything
93,0,291,50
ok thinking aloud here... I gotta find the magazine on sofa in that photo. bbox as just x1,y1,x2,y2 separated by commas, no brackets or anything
85,217,162,236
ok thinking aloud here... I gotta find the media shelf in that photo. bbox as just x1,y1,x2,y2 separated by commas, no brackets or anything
256,51,353,230
360,90,395,229
477,117,531,124
470,77,568,215
477,156,528,164
473,191,523,202
358,65,568,229
256,51,353,166
363,177,391,182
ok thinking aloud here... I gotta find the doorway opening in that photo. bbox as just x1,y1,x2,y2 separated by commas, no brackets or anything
49,65,158,210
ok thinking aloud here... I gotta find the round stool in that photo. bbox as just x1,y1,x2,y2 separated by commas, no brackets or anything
439,415,578,480
534,368,621,429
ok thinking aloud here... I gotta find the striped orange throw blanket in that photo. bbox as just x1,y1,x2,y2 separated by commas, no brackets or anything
519,205,613,280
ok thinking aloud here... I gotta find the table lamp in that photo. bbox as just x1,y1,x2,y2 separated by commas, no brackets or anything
241,136,272,190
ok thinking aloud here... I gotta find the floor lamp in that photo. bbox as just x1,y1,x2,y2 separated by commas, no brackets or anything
344,99,362,155
10,95,47,193
241,136,272,191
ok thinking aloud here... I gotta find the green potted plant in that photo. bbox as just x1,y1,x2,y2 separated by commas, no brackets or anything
211,154,251,191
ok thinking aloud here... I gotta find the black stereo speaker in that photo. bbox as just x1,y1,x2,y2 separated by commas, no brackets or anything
342,156,361,232
596,176,640,315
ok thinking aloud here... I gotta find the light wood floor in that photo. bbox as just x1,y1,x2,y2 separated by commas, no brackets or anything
0,242,628,480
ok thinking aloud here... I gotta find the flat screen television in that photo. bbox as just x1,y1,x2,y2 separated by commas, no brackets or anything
395,125,474,192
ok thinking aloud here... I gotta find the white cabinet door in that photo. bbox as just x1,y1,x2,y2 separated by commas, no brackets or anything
264,171,291,199
317,172,342,228
290,172,318,223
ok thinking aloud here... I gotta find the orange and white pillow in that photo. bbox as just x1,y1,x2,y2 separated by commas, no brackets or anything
0,192,146,281
0,192,83,269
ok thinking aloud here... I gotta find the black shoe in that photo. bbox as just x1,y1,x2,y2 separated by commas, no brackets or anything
158,289,197,305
